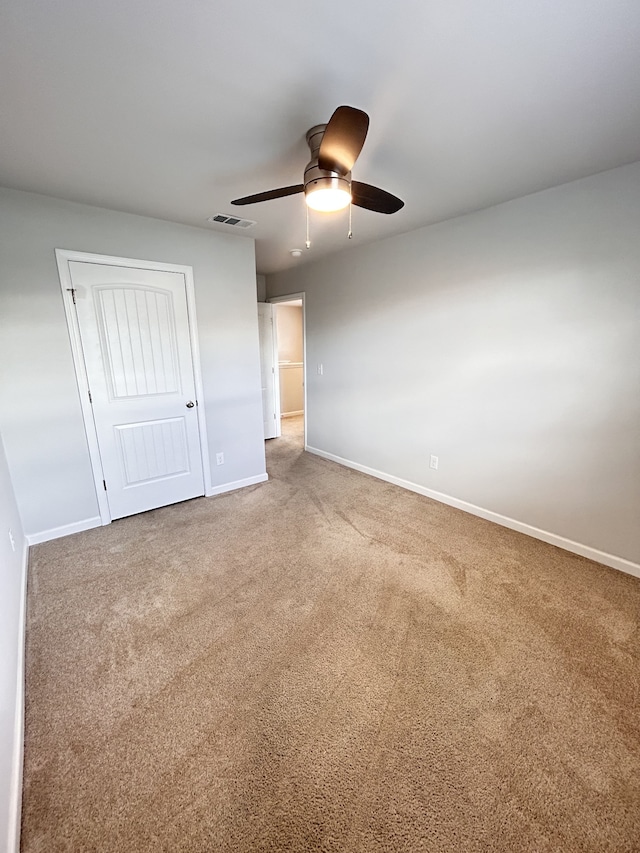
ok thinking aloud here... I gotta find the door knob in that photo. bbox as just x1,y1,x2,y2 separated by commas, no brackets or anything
186,401,195,408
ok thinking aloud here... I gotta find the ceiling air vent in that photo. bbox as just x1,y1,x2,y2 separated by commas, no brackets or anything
207,214,256,229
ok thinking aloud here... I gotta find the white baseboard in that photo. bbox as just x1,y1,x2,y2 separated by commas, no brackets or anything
24,476,272,541
281,410,304,418
26,516,102,546
305,445,640,579
7,538,29,853
206,472,268,497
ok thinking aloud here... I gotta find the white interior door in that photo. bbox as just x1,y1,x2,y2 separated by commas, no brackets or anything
69,260,205,519
257,303,280,439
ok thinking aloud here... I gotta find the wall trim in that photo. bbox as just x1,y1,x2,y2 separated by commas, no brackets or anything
206,473,268,497
24,470,270,544
305,445,640,579
26,516,102,546
281,410,304,418
7,538,29,853
24,471,271,543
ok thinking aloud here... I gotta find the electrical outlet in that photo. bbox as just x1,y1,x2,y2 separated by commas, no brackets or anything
317,363,323,375
430,455,439,470
216,452,224,466
8,528,16,552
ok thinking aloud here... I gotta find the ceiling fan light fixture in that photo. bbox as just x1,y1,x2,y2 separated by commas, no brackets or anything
305,176,351,212
230,106,404,217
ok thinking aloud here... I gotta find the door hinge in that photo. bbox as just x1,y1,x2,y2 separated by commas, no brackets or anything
67,287,76,304
88,389,92,404
103,480,107,491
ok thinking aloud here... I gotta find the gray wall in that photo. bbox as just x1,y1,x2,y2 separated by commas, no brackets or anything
0,188,266,538
268,163,640,567
0,429,26,853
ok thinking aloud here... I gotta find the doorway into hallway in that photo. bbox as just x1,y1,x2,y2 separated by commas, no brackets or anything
269,294,306,446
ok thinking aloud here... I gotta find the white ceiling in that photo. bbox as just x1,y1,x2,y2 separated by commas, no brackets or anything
2,0,640,274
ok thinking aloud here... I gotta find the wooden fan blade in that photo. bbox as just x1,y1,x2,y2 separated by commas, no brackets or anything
318,106,369,175
231,185,304,205
351,181,404,214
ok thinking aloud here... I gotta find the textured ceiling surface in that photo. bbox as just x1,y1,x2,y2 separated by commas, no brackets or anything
2,0,640,273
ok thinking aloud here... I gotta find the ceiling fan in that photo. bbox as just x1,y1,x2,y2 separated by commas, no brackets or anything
231,106,404,215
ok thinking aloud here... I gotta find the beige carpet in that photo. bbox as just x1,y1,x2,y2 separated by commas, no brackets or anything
22,416,640,852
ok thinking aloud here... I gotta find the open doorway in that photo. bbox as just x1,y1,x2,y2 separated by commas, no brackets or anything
269,294,306,447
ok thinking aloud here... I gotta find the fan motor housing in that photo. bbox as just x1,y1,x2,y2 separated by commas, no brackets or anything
306,124,329,159
304,124,351,195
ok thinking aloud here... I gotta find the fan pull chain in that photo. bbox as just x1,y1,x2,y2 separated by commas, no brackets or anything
348,202,353,239
305,205,311,249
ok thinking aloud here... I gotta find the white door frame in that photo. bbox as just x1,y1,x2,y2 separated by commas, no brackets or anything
56,249,212,526
268,292,307,449
257,302,281,439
